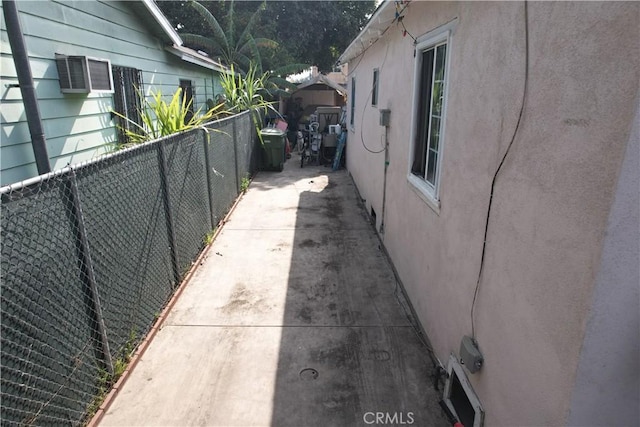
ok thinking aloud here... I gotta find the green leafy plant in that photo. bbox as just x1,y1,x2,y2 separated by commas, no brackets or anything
85,329,139,421
112,88,227,148
240,174,251,193
203,228,217,246
182,0,277,73
220,63,282,143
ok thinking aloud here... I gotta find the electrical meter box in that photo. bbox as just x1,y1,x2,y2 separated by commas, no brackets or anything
460,336,483,374
379,109,391,127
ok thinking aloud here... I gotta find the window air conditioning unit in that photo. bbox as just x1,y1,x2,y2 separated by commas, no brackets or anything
55,54,114,93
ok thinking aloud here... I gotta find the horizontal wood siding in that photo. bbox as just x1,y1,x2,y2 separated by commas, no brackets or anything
0,0,221,186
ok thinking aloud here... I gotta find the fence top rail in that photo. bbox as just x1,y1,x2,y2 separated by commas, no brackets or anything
1,111,252,196
204,109,250,129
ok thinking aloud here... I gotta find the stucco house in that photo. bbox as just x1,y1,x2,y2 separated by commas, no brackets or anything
338,1,638,426
1,0,227,186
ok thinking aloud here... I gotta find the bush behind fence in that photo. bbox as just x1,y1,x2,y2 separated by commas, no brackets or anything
0,111,257,426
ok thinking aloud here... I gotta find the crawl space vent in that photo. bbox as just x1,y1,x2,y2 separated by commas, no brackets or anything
442,354,485,427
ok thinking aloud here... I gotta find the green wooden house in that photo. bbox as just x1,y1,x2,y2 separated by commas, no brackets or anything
1,0,227,186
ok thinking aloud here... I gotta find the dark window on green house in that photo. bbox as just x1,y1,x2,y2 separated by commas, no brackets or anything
112,66,143,145
180,79,194,124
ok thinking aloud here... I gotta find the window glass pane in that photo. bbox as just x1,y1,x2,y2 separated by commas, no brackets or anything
435,44,447,81
411,40,447,192
412,48,435,177
432,45,446,117
372,69,379,106
426,149,438,185
429,117,440,151
432,81,444,117
350,77,356,125
425,42,446,187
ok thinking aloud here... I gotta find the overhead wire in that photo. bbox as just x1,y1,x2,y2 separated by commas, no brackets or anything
359,39,390,154
342,0,413,78
352,3,417,154
470,0,529,339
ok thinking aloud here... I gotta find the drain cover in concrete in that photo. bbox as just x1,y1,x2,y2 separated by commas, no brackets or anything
299,368,319,380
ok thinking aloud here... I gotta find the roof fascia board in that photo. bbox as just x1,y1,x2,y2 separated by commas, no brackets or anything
165,45,230,74
338,0,394,64
141,0,183,46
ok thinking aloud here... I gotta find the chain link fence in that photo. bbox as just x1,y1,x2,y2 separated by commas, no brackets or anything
1,110,258,426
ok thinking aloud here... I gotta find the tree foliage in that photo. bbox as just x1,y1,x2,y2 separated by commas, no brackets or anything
260,1,377,72
179,1,277,72
158,0,376,73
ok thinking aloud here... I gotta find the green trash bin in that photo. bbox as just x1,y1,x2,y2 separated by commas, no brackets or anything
260,128,286,172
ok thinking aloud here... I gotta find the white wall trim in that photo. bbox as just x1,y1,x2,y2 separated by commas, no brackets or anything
407,173,440,214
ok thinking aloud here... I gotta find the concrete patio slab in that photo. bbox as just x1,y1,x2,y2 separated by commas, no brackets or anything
99,161,449,427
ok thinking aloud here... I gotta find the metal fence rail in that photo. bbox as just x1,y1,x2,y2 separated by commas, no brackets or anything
0,111,257,426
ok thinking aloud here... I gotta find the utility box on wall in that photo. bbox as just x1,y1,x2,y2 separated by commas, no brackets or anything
379,109,391,127
460,336,483,374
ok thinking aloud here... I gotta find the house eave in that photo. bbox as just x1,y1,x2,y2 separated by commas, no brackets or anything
165,45,228,73
139,0,183,46
338,0,398,65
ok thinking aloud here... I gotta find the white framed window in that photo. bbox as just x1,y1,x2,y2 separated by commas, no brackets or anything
372,68,379,107
407,25,452,209
350,76,356,128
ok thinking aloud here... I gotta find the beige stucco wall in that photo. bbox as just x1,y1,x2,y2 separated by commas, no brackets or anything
567,99,639,425
345,2,639,425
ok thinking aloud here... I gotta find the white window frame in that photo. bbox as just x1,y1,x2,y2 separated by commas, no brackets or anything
407,22,455,213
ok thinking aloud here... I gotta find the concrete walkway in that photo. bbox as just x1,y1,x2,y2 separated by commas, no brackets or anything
99,160,448,427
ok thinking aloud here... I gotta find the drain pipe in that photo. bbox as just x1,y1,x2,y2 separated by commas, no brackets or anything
3,0,51,174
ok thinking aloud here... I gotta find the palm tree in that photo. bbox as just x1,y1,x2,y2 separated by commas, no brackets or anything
181,0,305,99
181,1,274,72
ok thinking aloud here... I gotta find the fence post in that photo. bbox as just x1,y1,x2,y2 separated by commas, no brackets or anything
232,117,240,194
202,128,215,229
66,169,113,375
157,141,181,288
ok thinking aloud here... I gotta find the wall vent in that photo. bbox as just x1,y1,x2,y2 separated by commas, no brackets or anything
442,354,485,427
55,54,114,93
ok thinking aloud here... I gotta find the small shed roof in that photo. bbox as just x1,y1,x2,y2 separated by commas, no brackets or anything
295,74,347,96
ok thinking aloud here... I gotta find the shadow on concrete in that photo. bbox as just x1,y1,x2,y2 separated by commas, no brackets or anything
268,165,448,427
96,160,449,427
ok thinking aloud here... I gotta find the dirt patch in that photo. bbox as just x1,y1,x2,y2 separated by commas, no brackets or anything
298,235,330,248
310,332,361,370
323,261,341,273
221,283,265,313
339,309,361,326
296,306,313,323
325,198,344,219
298,238,320,248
